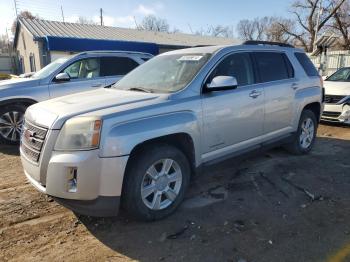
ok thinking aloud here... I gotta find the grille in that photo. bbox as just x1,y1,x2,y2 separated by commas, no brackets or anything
324,95,346,104
21,121,48,163
322,111,341,118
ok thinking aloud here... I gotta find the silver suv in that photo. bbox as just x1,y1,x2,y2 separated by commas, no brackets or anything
21,41,323,221
0,51,152,144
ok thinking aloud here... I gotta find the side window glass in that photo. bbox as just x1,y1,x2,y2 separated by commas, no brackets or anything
100,57,139,77
63,58,100,79
63,60,82,79
254,52,290,82
209,53,255,86
294,52,319,77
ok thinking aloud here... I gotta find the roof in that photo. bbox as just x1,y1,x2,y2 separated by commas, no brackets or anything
17,17,238,48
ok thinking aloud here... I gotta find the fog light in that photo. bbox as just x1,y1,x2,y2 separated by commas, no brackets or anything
67,167,78,193
339,105,350,122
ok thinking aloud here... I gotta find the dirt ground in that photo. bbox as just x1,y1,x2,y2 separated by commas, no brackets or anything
1,123,350,262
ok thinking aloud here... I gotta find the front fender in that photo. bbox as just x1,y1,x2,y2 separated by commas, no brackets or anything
99,111,201,164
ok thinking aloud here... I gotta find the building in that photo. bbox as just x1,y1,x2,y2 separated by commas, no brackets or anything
14,17,238,74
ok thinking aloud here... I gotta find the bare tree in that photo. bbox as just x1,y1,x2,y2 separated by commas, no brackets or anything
137,15,170,32
0,35,10,54
236,19,256,40
236,17,269,40
11,11,37,34
76,16,97,25
284,0,346,51
329,1,350,49
210,25,234,38
237,17,293,43
194,25,234,38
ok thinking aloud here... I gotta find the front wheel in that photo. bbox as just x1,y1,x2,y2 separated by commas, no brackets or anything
122,144,190,221
0,104,26,145
285,109,318,155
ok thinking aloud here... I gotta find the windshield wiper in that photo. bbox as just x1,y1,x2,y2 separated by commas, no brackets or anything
128,87,153,93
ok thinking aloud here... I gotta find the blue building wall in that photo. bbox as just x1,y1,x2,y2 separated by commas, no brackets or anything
43,36,160,55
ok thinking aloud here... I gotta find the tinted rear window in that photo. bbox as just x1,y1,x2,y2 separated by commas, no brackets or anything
294,52,319,77
100,57,139,76
254,52,292,82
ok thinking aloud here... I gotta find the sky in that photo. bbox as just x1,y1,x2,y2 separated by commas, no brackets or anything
0,0,294,39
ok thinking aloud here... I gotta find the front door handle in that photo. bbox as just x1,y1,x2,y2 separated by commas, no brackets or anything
91,83,103,88
249,90,262,99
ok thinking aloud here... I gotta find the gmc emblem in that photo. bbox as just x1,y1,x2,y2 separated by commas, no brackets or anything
24,129,36,140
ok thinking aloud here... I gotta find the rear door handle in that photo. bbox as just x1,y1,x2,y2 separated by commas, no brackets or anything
249,90,262,99
291,83,299,90
91,83,103,88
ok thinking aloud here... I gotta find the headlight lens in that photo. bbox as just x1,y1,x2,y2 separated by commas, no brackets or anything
55,117,102,151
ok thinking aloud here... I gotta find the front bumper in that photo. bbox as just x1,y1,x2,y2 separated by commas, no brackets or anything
21,149,129,216
321,103,350,124
54,196,120,217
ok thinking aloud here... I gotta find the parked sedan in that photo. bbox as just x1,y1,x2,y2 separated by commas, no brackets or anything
321,67,350,124
0,51,152,144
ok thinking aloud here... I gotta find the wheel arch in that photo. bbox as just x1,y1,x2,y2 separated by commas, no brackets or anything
125,132,197,177
0,98,38,108
302,102,321,122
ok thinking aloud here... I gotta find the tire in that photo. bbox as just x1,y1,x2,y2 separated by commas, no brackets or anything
0,104,26,145
122,144,191,221
285,109,318,155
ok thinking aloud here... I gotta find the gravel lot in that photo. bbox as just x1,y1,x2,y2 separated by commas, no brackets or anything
0,124,350,262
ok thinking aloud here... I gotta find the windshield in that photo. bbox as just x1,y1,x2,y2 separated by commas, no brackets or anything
113,53,211,93
326,68,350,82
32,57,70,79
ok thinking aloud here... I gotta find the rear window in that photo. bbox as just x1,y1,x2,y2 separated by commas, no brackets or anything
100,57,139,76
254,52,293,83
294,52,319,77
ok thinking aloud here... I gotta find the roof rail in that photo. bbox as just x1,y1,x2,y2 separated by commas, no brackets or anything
243,40,294,48
76,50,153,56
192,45,214,47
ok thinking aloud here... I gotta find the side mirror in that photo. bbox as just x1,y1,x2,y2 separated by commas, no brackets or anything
54,72,70,82
206,76,238,92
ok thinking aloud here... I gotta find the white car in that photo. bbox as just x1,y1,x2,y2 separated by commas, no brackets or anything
322,67,350,124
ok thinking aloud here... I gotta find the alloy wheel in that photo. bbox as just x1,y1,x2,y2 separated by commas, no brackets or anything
0,111,24,142
299,117,315,149
141,158,183,210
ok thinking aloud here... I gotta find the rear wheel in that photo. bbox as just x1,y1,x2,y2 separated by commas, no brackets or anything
285,109,318,155
123,144,190,221
0,104,26,145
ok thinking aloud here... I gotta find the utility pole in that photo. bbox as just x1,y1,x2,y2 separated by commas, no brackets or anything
61,6,65,22
313,0,323,52
13,0,18,16
100,8,103,26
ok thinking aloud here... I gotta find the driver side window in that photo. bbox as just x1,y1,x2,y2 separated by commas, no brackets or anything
63,58,100,79
209,53,255,87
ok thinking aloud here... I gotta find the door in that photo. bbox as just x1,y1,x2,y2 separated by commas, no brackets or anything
201,52,265,162
253,52,296,136
48,57,106,98
100,56,140,87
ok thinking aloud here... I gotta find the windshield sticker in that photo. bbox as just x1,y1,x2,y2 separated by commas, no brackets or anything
178,55,203,62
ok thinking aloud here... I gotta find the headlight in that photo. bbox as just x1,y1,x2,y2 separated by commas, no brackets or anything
55,117,102,151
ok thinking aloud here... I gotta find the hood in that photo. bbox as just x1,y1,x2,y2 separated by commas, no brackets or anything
26,88,162,129
324,81,350,96
0,77,40,91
